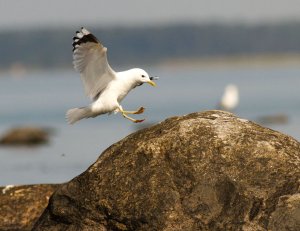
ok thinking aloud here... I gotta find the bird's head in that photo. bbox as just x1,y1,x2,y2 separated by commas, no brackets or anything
130,68,157,87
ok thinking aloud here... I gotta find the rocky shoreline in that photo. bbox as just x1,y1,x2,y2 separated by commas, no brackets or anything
1,110,300,231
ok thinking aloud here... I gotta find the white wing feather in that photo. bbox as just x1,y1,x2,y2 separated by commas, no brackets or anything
72,28,115,100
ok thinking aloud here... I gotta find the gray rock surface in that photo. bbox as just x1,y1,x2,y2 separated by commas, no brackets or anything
33,110,300,230
0,184,59,230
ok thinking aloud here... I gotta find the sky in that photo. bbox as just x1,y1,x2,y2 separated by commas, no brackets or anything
0,0,300,30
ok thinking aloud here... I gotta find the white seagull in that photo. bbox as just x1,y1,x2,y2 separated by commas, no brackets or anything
66,27,157,124
219,84,239,111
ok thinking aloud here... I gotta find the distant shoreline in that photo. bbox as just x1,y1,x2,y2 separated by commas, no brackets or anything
160,53,300,69
1,53,300,75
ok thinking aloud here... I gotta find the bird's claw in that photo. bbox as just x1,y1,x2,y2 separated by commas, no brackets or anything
133,107,145,114
134,119,145,123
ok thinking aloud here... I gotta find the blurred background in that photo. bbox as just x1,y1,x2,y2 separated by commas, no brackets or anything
1,0,300,185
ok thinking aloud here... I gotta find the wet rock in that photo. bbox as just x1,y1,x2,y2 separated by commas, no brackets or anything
0,127,49,146
33,110,300,230
0,184,59,230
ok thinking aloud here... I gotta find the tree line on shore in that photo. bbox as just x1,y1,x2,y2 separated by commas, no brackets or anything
1,22,300,70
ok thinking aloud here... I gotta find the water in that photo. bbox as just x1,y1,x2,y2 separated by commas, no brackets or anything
1,65,300,185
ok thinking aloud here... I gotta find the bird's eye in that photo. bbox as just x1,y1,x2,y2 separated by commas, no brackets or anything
141,75,145,78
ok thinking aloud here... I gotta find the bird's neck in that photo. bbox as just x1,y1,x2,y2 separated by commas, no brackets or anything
116,71,137,88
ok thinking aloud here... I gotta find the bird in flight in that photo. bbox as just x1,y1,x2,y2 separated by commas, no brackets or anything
66,27,157,124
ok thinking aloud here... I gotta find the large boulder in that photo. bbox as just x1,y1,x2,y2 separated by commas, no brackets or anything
33,110,300,230
0,184,58,230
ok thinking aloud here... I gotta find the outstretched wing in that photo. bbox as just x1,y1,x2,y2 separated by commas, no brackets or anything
72,27,115,100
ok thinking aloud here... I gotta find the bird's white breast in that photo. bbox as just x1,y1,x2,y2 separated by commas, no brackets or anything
91,71,138,114
114,72,138,102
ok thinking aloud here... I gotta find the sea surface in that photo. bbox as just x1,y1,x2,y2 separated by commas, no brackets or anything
1,64,300,185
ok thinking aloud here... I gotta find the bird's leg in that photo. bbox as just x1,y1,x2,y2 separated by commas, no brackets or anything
118,106,145,123
122,107,145,114
122,113,145,123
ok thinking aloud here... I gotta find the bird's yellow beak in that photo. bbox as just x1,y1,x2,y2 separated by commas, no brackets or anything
147,80,156,87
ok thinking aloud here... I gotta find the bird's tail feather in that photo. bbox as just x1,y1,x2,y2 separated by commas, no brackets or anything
66,107,93,124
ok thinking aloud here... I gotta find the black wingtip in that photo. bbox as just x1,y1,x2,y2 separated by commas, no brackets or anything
72,29,99,52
